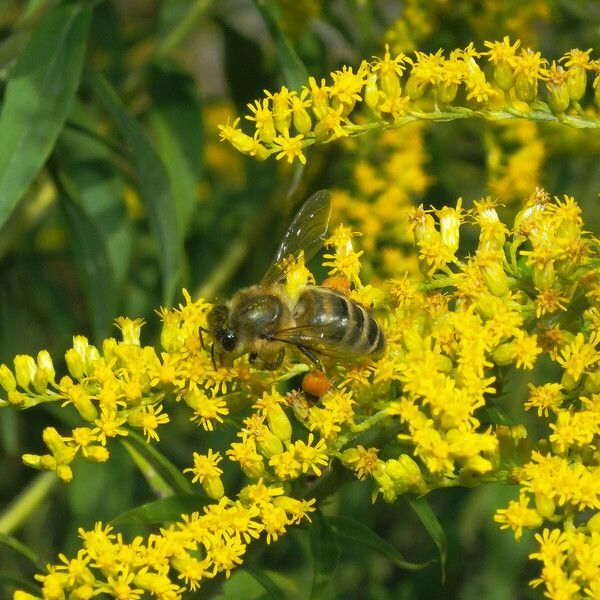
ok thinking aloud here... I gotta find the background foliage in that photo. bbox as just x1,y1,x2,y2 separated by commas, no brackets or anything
1,0,600,598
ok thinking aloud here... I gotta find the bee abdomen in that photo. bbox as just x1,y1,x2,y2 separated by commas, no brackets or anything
296,287,385,357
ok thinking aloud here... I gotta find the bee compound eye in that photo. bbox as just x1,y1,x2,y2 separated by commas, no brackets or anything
221,331,237,352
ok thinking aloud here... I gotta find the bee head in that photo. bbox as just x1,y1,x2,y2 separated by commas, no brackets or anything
207,304,238,353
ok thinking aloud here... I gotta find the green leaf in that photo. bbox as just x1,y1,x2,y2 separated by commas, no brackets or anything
59,101,132,288
0,3,92,228
328,515,433,570
405,494,447,582
121,439,175,498
0,533,41,568
0,573,40,596
84,71,182,305
309,511,340,600
245,569,287,600
121,429,193,497
56,175,117,341
148,60,203,235
255,2,308,91
112,494,208,525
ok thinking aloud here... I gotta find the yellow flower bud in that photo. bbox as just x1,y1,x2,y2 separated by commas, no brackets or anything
292,103,312,135
561,370,578,391
372,463,397,503
257,428,284,458
436,81,458,104
437,204,462,254
42,427,64,453
116,318,143,345
271,93,292,136
514,73,538,103
241,456,265,479
531,262,556,290
340,447,360,466
461,455,493,475
534,492,555,519
0,364,16,392
8,390,25,406
491,341,517,366
546,79,570,113
22,453,43,469
13,592,41,600
257,117,277,144
85,445,110,463
37,350,55,383
584,370,600,394
202,475,224,500
381,71,400,97
102,337,118,362
68,385,98,422
594,75,600,110
493,62,515,91
14,354,36,389
566,65,587,101
56,464,73,483
405,74,427,99
65,348,86,380
588,512,600,533
481,261,510,297
70,584,95,600
364,73,380,108
266,404,292,443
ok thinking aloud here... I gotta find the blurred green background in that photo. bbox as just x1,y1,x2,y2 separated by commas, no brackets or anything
1,1,600,598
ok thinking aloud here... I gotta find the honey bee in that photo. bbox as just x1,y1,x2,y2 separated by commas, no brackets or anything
206,190,385,370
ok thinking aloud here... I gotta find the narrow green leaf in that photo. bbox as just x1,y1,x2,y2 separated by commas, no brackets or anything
121,439,176,499
0,3,92,228
112,494,208,525
122,429,193,496
328,515,433,570
309,511,340,600
405,495,447,581
59,101,132,288
57,180,116,341
255,2,308,91
0,573,40,596
84,71,182,305
148,60,203,235
0,533,41,568
245,569,287,600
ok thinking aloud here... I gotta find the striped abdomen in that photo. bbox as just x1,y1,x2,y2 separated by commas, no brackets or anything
293,286,385,358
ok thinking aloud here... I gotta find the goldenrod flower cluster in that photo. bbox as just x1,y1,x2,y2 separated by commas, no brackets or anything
218,39,600,165
5,183,600,598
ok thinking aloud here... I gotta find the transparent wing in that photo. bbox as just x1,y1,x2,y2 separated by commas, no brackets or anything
272,324,367,360
261,189,331,286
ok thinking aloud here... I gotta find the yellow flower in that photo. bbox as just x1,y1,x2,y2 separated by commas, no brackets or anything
494,495,543,541
525,383,564,417
272,133,306,164
184,449,223,484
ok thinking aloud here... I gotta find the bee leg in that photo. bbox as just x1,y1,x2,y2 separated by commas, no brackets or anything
210,344,217,370
262,348,285,370
198,327,207,350
297,346,323,371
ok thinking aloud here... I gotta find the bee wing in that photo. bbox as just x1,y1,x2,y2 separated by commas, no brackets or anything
272,324,367,360
261,190,332,287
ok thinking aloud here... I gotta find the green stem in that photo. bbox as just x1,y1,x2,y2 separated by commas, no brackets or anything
0,472,58,535
335,409,389,450
156,0,214,58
